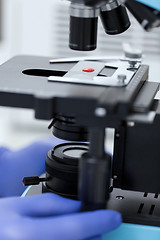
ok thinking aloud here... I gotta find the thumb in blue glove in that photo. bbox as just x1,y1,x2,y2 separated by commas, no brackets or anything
0,137,64,197
0,193,122,240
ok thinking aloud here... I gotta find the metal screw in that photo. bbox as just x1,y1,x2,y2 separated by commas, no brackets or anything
116,196,124,200
128,60,137,68
127,121,135,127
117,74,126,85
95,108,107,117
116,133,120,138
113,175,118,180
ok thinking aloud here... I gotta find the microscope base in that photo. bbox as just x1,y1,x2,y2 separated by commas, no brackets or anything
22,185,160,239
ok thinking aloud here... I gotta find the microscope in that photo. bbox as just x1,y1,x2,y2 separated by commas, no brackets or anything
0,0,160,239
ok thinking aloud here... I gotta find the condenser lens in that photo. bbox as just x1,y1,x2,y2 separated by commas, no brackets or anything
63,147,88,158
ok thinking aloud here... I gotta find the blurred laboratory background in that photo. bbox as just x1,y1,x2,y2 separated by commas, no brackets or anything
0,0,160,153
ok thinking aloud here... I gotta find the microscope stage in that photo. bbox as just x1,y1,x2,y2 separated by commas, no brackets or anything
0,55,155,124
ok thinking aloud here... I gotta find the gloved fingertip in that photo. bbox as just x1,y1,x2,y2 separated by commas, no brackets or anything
113,212,122,227
87,209,122,233
103,210,122,228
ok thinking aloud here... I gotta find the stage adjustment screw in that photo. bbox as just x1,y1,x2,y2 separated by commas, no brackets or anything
95,108,107,117
117,74,126,85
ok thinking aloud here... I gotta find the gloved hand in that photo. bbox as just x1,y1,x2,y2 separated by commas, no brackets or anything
0,137,63,197
0,193,122,240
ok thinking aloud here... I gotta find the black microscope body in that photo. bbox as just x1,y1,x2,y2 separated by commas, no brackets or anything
0,54,160,228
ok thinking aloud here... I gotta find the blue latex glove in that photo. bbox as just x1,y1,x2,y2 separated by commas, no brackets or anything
136,0,160,11
0,137,63,197
0,193,122,240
